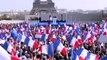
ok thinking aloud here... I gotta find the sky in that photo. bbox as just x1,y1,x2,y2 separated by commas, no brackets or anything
0,0,107,11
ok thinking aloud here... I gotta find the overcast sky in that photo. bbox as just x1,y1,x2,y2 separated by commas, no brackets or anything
0,0,107,11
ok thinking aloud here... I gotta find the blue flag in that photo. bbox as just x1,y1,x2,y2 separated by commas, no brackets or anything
48,43,54,57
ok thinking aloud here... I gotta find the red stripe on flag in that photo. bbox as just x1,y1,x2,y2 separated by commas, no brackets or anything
61,48,67,56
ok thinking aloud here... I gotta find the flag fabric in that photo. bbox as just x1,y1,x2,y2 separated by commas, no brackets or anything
10,28,18,40
40,43,54,57
46,26,51,34
76,35,83,44
1,21,107,60
98,33,107,43
2,41,14,54
39,26,45,34
0,39,6,44
40,34,48,41
35,33,42,38
61,35,66,41
0,31,7,39
0,46,20,60
17,33,22,41
24,36,35,48
64,24,69,32
48,43,54,57
84,32,94,44
65,26,72,35
103,28,107,35
28,24,33,29
71,50,79,60
42,45,48,54
17,33,39,49
75,27,81,35
100,55,107,60
0,33,4,39
20,25,26,32
84,32,92,41
5,27,9,33
17,33,26,42
86,53,99,60
75,48,88,60
32,40,39,50
68,35,79,48
51,34,57,42
53,39,67,56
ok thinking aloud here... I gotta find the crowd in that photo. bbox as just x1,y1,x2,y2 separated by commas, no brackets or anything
0,20,107,60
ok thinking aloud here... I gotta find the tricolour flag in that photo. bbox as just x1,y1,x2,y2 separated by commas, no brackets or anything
40,34,48,41
10,28,18,40
53,39,67,56
39,43,54,57
48,43,54,57
68,35,79,48
0,46,20,60
2,41,14,54
24,36,38,49
86,53,99,60
75,48,88,60
51,34,56,42
71,50,79,60
17,33,26,42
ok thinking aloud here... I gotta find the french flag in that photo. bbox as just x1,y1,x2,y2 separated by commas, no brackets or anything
17,33,26,42
76,35,84,44
103,28,107,35
2,41,14,54
72,23,77,30
84,32,92,40
93,23,99,29
75,48,89,60
20,25,26,32
0,46,20,60
38,28,43,35
24,36,38,49
86,53,99,60
10,28,18,40
46,26,51,34
64,24,69,32
48,43,54,57
35,33,42,39
66,28,72,35
84,32,93,44
100,55,107,60
0,39,6,44
40,43,54,57
39,26,45,33
68,35,79,48
51,34,57,42
75,27,81,35
103,22,107,29
5,27,9,33
35,27,45,39
53,39,67,56
28,24,33,29
41,45,48,54
40,34,49,41
71,50,79,60
61,35,66,41
93,29,100,35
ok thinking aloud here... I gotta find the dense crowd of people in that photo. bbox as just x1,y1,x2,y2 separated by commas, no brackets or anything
0,20,107,60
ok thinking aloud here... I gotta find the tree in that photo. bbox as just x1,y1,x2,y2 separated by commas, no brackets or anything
1,14,12,20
